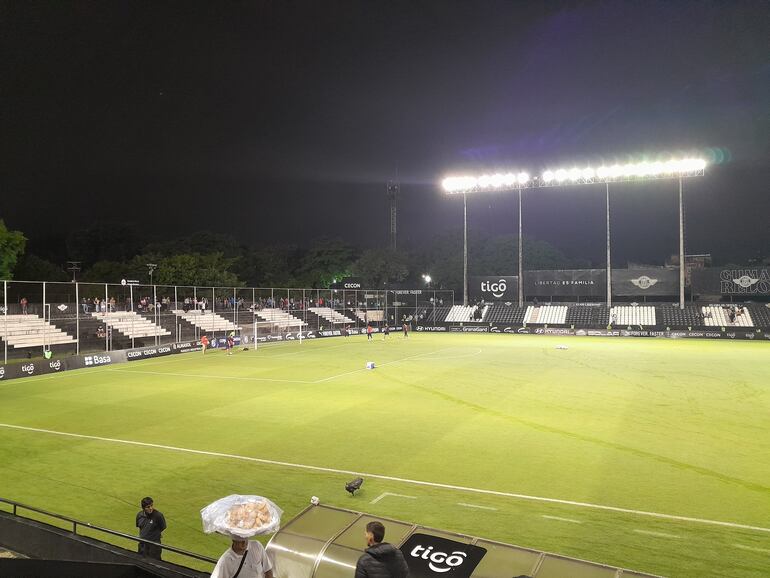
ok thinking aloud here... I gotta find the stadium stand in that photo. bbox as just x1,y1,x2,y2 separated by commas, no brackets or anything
445,304,488,322
308,307,356,325
484,303,527,324
92,311,171,339
173,309,243,331
0,315,76,348
610,305,657,326
747,304,770,327
658,305,704,328
421,306,451,324
565,305,609,327
523,305,568,325
352,308,385,323
253,308,306,327
701,305,754,327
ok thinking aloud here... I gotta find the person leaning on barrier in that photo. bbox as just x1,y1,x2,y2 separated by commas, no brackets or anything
211,538,273,578
136,497,167,559
355,521,409,578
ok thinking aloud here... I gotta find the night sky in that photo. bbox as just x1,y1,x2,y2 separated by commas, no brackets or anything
2,1,769,265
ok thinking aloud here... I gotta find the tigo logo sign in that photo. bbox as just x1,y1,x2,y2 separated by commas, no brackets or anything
400,533,486,577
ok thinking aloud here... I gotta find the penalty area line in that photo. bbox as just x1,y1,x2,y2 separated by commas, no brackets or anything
1,422,769,535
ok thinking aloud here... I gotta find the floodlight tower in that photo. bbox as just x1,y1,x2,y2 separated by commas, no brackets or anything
387,181,399,250
442,158,706,310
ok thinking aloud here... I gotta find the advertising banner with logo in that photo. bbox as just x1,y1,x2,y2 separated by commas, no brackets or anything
469,276,518,302
0,358,68,380
400,533,487,578
65,351,127,370
126,344,175,361
612,269,678,296
524,269,606,297
329,277,365,290
691,268,770,296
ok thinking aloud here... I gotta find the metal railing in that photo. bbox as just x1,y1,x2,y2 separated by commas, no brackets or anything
0,497,217,566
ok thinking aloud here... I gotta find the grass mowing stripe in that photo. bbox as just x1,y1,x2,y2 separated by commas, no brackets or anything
2,421,769,535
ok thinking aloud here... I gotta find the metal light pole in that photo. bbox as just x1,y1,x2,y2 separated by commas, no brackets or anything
679,177,685,310
518,188,523,307
606,183,612,308
463,192,468,306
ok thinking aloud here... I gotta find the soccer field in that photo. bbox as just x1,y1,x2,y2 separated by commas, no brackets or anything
1,334,769,577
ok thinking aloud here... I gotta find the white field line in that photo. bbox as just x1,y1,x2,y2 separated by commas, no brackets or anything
458,503,498,511
106,368,313,384
1,423,769,535
542,515,581,524
410,349,483,361
370,492,417,504
633,529,681,539
733,543,770,554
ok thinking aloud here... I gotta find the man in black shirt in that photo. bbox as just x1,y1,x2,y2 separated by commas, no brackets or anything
136,497,167,560
355,521,409,578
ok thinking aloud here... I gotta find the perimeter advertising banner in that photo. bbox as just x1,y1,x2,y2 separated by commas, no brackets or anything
612,269,679,296
524,269,606,297
691,268,770,296
469,276,518,302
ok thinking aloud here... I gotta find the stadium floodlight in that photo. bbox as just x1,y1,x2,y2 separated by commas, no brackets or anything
441,157,706,194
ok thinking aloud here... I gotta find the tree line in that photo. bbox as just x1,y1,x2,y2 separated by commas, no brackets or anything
1,219,595,289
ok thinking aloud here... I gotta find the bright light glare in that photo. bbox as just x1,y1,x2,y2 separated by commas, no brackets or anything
443,157,705,192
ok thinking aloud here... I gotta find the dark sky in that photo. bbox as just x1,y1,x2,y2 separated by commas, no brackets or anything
2,0,769,265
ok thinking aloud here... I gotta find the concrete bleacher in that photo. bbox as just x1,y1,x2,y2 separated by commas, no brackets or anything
173,309,242,332
92,311,171,339
658,305,704,328
524,305,568,325
610,305,656,326
253,308,306,328
445,304,489,322
309,307,356,325
565,305,609,327
353,309,384,323
484,303,527,325
701,305,754,327
747,304,770,328
0,315,77,348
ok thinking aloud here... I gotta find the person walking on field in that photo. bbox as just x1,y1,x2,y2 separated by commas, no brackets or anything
382,324,390,340
201,334,209,354
354,521,409,578
367,323,373,341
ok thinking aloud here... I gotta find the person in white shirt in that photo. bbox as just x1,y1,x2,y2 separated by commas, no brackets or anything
211,538,274,578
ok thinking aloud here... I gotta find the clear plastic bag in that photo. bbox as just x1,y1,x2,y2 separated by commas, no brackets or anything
201,495,283,538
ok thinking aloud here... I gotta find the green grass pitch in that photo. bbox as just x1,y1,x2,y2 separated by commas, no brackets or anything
1,334,769,577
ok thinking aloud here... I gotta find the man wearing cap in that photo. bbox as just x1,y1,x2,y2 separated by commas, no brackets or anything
211,538,274,578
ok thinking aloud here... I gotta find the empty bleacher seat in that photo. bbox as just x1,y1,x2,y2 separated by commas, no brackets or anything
701,305,754,327
0,315,77,348
92,311,171,339
484,303,527,325
523,305,568,325
309,307,356,325
610,306,656,327
174,309,245,331
252,308,306,328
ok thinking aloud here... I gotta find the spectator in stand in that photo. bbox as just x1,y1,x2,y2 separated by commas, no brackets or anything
19,297,28,315
81,298,89,314
136,497,166,560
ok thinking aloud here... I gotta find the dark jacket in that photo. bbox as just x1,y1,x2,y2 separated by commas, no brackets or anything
355,542,409,578
136,510,167,542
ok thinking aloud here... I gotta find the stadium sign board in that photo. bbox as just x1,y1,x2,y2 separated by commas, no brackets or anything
469,276,518,302
400,533,486,578
612,269,678,296
524,269,606,297
691,268,770,295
